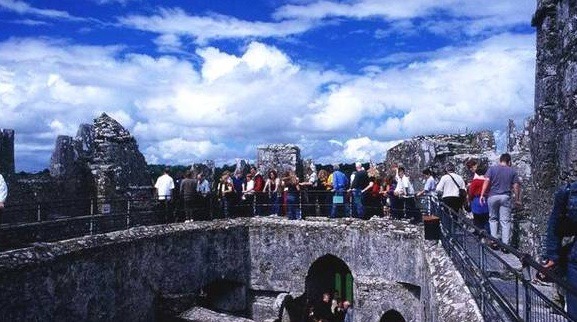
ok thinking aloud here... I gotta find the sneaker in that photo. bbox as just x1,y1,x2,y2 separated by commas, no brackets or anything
489,242,499,251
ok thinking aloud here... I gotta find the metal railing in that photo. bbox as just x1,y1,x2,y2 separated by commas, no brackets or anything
432,199,577,322
4,190,576,322
0,189,419,227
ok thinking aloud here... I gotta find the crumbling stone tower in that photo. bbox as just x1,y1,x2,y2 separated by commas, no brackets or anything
257,144,303,178
0,129,15,175
528,0,577,252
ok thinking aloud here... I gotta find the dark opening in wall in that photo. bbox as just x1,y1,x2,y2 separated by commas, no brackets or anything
305,254,353,304
197,279,247,316
380,309,406,322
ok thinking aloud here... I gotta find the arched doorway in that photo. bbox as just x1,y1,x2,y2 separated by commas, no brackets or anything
380,309,406,322
305,254,353,305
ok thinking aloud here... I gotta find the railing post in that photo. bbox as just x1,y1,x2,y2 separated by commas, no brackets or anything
36,203,41,222
89,198,95,235
298,190,303,219
126,198,131,229
524,268,531,320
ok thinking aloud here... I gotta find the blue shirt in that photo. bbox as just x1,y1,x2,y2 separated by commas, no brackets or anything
486,165,519,196
332,170,348,191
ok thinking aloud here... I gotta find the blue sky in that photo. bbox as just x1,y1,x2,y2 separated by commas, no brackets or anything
0,0,536,171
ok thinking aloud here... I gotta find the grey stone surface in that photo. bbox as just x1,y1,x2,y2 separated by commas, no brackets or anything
257,144,302,178
180,307,255,322
0,217,481,322
191,160,215,187
385,131,496,188
91,113,150,199
0,129,14,175
422,240,483,322
525,0,577,257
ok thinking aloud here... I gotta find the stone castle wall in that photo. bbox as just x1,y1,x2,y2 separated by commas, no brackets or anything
0,218,481,322
385,131,497,188
528,0,577,255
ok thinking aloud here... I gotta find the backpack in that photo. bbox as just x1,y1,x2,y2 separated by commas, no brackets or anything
567,182,577,220
557,182,577,236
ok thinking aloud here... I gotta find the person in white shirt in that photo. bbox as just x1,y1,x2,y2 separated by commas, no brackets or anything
196,173,211,220
154,167,175,223
155,167,175,200
435,163,466,213
0,173,7,224
417,169,436,214
394,167,420,223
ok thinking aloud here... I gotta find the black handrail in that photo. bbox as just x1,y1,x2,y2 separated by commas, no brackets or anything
432,198,577,321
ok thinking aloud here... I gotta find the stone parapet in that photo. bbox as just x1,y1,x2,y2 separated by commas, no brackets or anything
0,217,480,322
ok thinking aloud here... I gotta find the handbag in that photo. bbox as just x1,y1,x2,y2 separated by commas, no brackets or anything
332,195,344,204
448,174,467,201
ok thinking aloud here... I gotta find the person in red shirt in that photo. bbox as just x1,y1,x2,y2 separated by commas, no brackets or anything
250,166,266,216
468,166,490,234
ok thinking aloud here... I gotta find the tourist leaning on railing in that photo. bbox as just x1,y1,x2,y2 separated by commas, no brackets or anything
330,164,348,218
282,171,301,220
263,170,280,216
317,169,331,216
394,166,420,224
180,170,197,221
416,168,436,215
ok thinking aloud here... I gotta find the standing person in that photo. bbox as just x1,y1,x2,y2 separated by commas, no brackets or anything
180,170,197,221
365,167,383,218
480,153,521,250
251,166,266,216
300,167,318,216
0,171,7,225
330,164,348,218
543,180,577,319
436,163,466,214
155,167,175,223
383,174,401,219
263,170,281,216
417,169,436,214
343,301,353,322
196,173,211,220
349,162,372,219
317,169,331,216
231,171,246,216
314,292,333,321
465,159,479,183
282,171,301,220
468,166,490,233
394,167,420,223
217,171,234,218
243,173,255,216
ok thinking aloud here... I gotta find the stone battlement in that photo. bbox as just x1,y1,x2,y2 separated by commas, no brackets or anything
0,217,481,322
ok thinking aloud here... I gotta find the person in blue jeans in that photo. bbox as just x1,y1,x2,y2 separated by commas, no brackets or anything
349,162,372,219
283,171,301,220
330,164,349,218
544,181,577,319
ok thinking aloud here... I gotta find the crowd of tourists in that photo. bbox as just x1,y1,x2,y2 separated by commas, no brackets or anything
139,153,577,319
153,154,522,230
